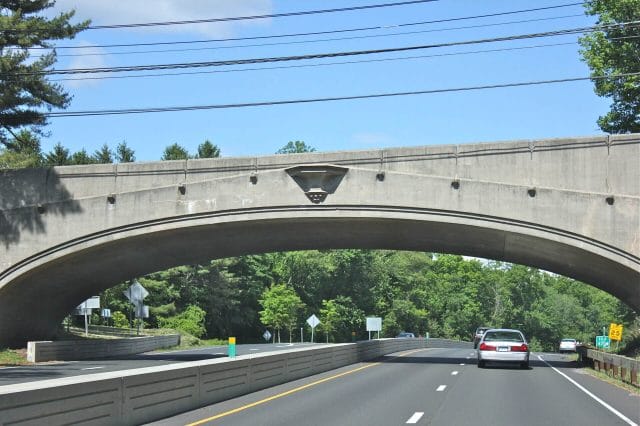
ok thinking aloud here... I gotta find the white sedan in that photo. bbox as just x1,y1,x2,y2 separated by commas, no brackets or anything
477,328,529,369
559,338,577,353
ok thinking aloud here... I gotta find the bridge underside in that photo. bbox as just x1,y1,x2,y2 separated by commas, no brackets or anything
1,211,638,347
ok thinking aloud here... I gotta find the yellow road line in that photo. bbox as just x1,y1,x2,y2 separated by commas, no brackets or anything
186,348,427,426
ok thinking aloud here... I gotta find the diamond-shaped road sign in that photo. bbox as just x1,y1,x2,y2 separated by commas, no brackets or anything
263,330,272,341
306,314,320,328
124,281,149,305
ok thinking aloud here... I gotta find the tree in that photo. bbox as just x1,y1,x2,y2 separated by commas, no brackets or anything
319,299,340,343
115,141,135,163
70,148,94,165
196,140,220,158
0,129,42,168
44,142,70,166
93,144,113,164
275,141,316,154
0,1,90,149
259,284,304,343
158,305,207,338
579,0,640,133
161,143,189,160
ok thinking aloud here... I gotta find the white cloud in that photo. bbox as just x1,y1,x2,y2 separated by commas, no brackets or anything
53,0,273,37
61,42,109,88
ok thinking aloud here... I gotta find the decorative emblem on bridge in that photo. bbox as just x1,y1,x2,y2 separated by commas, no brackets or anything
285,164,348,204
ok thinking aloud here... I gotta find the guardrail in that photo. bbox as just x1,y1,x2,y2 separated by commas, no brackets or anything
578,346,639,387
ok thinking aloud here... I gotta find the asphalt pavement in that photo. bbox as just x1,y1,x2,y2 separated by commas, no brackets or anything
0,343,318,386
146,347,639,426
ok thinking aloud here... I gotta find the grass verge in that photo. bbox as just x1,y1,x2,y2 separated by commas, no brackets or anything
0,348,29,366
581,367,640,395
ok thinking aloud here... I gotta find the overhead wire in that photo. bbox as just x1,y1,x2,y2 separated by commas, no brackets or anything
8,22,638,77
49,13,586,58
21,2,586,51
43,72,640,118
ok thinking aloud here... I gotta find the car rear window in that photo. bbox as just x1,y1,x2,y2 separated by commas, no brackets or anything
483,331,524,342
561,339,576,342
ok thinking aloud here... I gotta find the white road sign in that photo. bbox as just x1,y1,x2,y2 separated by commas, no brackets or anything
307,314,320,328
263,330,272,341
366,317,382,332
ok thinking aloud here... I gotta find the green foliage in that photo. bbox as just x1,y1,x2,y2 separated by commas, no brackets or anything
275,141,316,154
0,1,90,149
111,311,130,329
116,141,135,162
0,130,42,168
158,305,207,338
44,142,70,166
579,0,640,133
93,250,637,349
196,140,220,158
161,143,190,160
259,283,304,342
70,149,95,165
93,144,113,164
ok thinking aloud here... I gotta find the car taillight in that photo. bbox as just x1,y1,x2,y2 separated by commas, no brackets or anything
479,342,495,351
510,344,528,352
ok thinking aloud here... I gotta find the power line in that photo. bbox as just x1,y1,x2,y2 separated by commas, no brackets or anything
47,34,640,83
43,72,640,118
49,14,586,58
24,2,586,50
12,23,634,77
48,41,579,82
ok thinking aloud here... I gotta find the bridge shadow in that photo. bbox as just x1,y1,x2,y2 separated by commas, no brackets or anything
0,168,83,247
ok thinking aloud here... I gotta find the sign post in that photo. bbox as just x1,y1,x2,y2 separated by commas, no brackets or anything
75,296,100,336
366,317,382,340
124,281,149,334
307,314,320,343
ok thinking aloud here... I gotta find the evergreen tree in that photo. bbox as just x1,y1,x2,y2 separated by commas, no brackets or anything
70,148,94,165
93,144,113,164
44,142,70,166
196,140,220,159
0,1,89,149
161,143,189,160
115,141,135,163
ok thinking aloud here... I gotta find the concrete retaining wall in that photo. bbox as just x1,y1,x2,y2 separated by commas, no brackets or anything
2,339,427,426
26,334,180,362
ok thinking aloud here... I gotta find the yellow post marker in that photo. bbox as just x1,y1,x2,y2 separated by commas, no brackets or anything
228,337,236,358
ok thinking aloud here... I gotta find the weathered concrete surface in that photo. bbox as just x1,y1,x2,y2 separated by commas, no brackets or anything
27,334,180,362
1,134,639,346
0,339,425,426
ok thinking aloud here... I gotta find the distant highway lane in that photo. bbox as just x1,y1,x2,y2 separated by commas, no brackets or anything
147,347,639,426
0,343,317,386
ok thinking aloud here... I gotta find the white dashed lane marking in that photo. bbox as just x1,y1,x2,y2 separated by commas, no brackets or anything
436,385,447,392
406,412,424,424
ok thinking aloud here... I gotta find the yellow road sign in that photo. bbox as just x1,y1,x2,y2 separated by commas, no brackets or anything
609,323,623,341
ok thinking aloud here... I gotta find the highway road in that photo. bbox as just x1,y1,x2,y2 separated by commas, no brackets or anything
147,347,639,426
0,343,317,386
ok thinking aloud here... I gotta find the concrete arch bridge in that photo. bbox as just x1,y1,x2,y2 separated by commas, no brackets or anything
1,134,638,347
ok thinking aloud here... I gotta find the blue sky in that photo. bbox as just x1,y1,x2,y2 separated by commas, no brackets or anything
43,0,607,161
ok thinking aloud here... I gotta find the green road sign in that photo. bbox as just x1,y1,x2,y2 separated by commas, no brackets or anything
595,335,610,349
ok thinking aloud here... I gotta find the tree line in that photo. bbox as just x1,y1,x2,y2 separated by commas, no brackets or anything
93,250,637,352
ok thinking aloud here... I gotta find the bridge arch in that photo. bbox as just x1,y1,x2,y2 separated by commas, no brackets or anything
1,135,638,346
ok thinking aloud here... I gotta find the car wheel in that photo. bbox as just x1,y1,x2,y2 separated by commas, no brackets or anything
520,361,529,369
478,360,485,368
